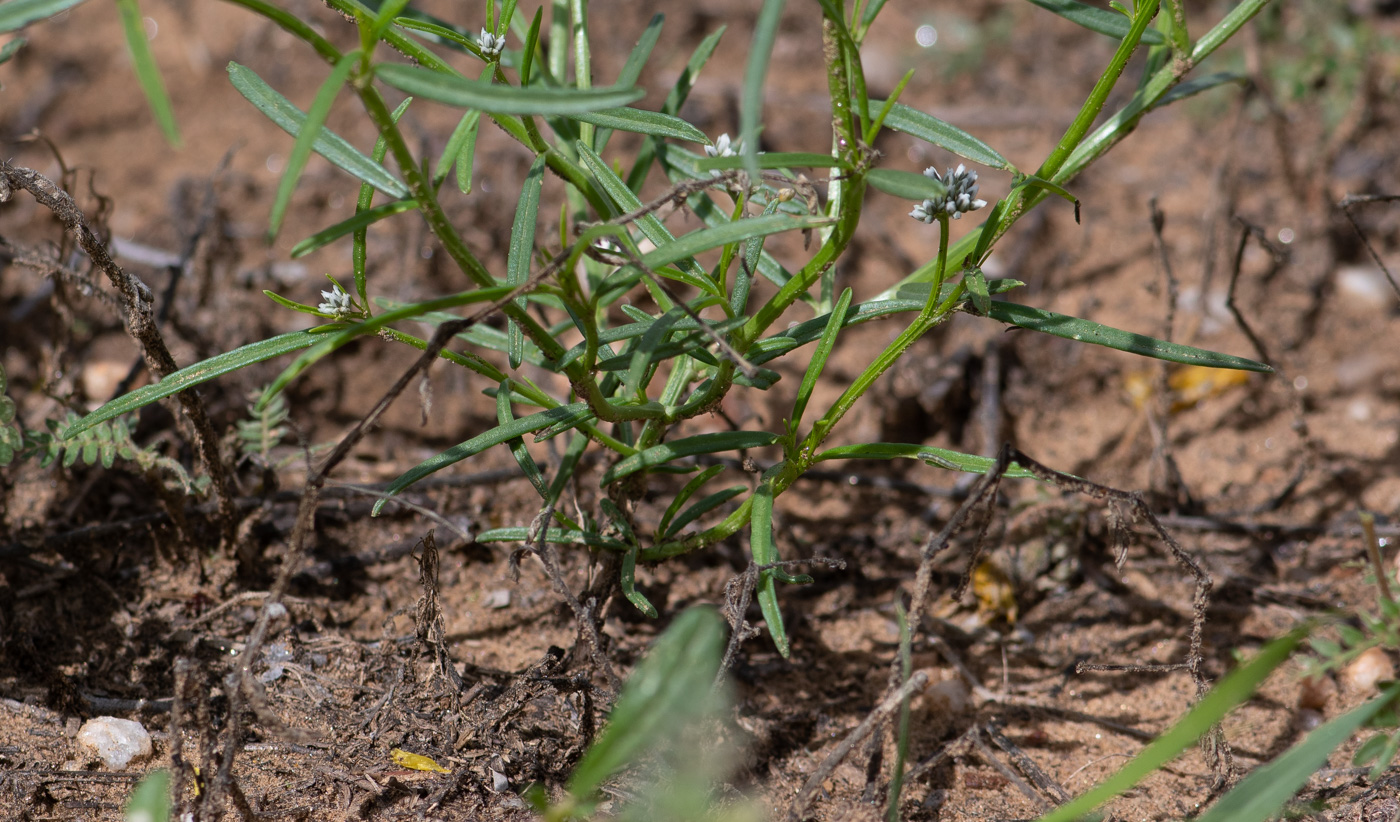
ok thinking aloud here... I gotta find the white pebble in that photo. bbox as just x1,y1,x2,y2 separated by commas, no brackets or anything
1341,647,1395,693
77,716,152,770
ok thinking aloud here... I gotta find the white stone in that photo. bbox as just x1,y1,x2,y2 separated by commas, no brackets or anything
76,716,152,770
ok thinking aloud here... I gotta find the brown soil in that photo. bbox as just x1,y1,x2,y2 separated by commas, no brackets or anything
3,1,1400,820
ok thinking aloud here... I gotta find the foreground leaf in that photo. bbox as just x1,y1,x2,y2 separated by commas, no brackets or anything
376,63,642,114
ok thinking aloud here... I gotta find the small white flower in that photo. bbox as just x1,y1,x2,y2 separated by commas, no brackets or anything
705,133,740,159
479,28,506,60
910,163,988,223
318,284,354,319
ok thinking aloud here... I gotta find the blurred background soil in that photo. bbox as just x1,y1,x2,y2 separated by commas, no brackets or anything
3,1,1400,819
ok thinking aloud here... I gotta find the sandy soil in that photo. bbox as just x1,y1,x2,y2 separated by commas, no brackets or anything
3,1,1400,820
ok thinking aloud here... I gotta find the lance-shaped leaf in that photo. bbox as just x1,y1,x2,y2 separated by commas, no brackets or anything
0,0,85,32
291,198,418,258
570,107,706,142
872,101,1014,171
866,168,948,202
229,62,410,199
376,63,643,114
474,527,626,550
986,301,1273,372
64,329,335,439
1023,0,1167,45
814,442,1037,478
602,431,780,485
268,50,360,239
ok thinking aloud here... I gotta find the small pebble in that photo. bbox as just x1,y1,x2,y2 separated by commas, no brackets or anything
77,716,152,770
1341,647,1395,693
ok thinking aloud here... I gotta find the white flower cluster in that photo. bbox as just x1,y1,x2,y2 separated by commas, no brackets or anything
909,163,987,223
479,28,506,60
318,284,354,319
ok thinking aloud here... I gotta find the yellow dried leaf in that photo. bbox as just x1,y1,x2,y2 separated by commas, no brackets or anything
971,561,1018,625
391,748,450,773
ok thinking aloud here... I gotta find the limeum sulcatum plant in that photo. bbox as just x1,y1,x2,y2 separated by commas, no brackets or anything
13,0,1279,655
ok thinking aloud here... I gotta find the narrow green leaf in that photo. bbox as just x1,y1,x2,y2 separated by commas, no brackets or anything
747,298,927,365
433,110,482,188
813,442,1037,478
1154,71,1247,108
475,526,626,550
569,106,707,142
1023,0,1167,44
964,266,990,315
1016,174,1080,222
375,63,643,114
624,308,684,399
63,329,333,439
602,431,780,485
793,288,851,427
1197,683,1400,822
656,464,725,540
866,168,949,202
498,380,548,498
228,62,409,199
0,36,25,64
268,50,359,239
507,155,547,369
873,101,1014,171
987,301,1273,372
291,198,417,258
124,770,171,822
0,0,85,33
593,12,663,150
640,213,833,272
261,289,331,317
750,480,789,657
666,485,746,539
741,0,785,178
373,402,593,515
262,286,515,408
116,0,180,146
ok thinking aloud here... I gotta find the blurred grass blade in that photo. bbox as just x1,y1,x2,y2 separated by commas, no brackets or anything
569,106,706,142
228,62,409,199
269,50,359,239
1036,626,1310,822
64,329,333,439
866,168,949,202
376,63,642,113
987,301,1273,372
0,37,25,64
124,768,170,822
0,0,86,31
116,0,180,146
507,155,547,368
602,431,780,485
741,0,786,178
814,442,1037,478
433,110,482,190
873,101,1014,171
564,607,726,800
1023,0,1166,44
750,480,790,657
291,198,417,258
374,402,593,515
793,287,851,427
1196,682,1400,822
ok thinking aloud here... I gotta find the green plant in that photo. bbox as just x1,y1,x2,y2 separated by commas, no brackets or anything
0,364,207,494
17,0,1274,658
